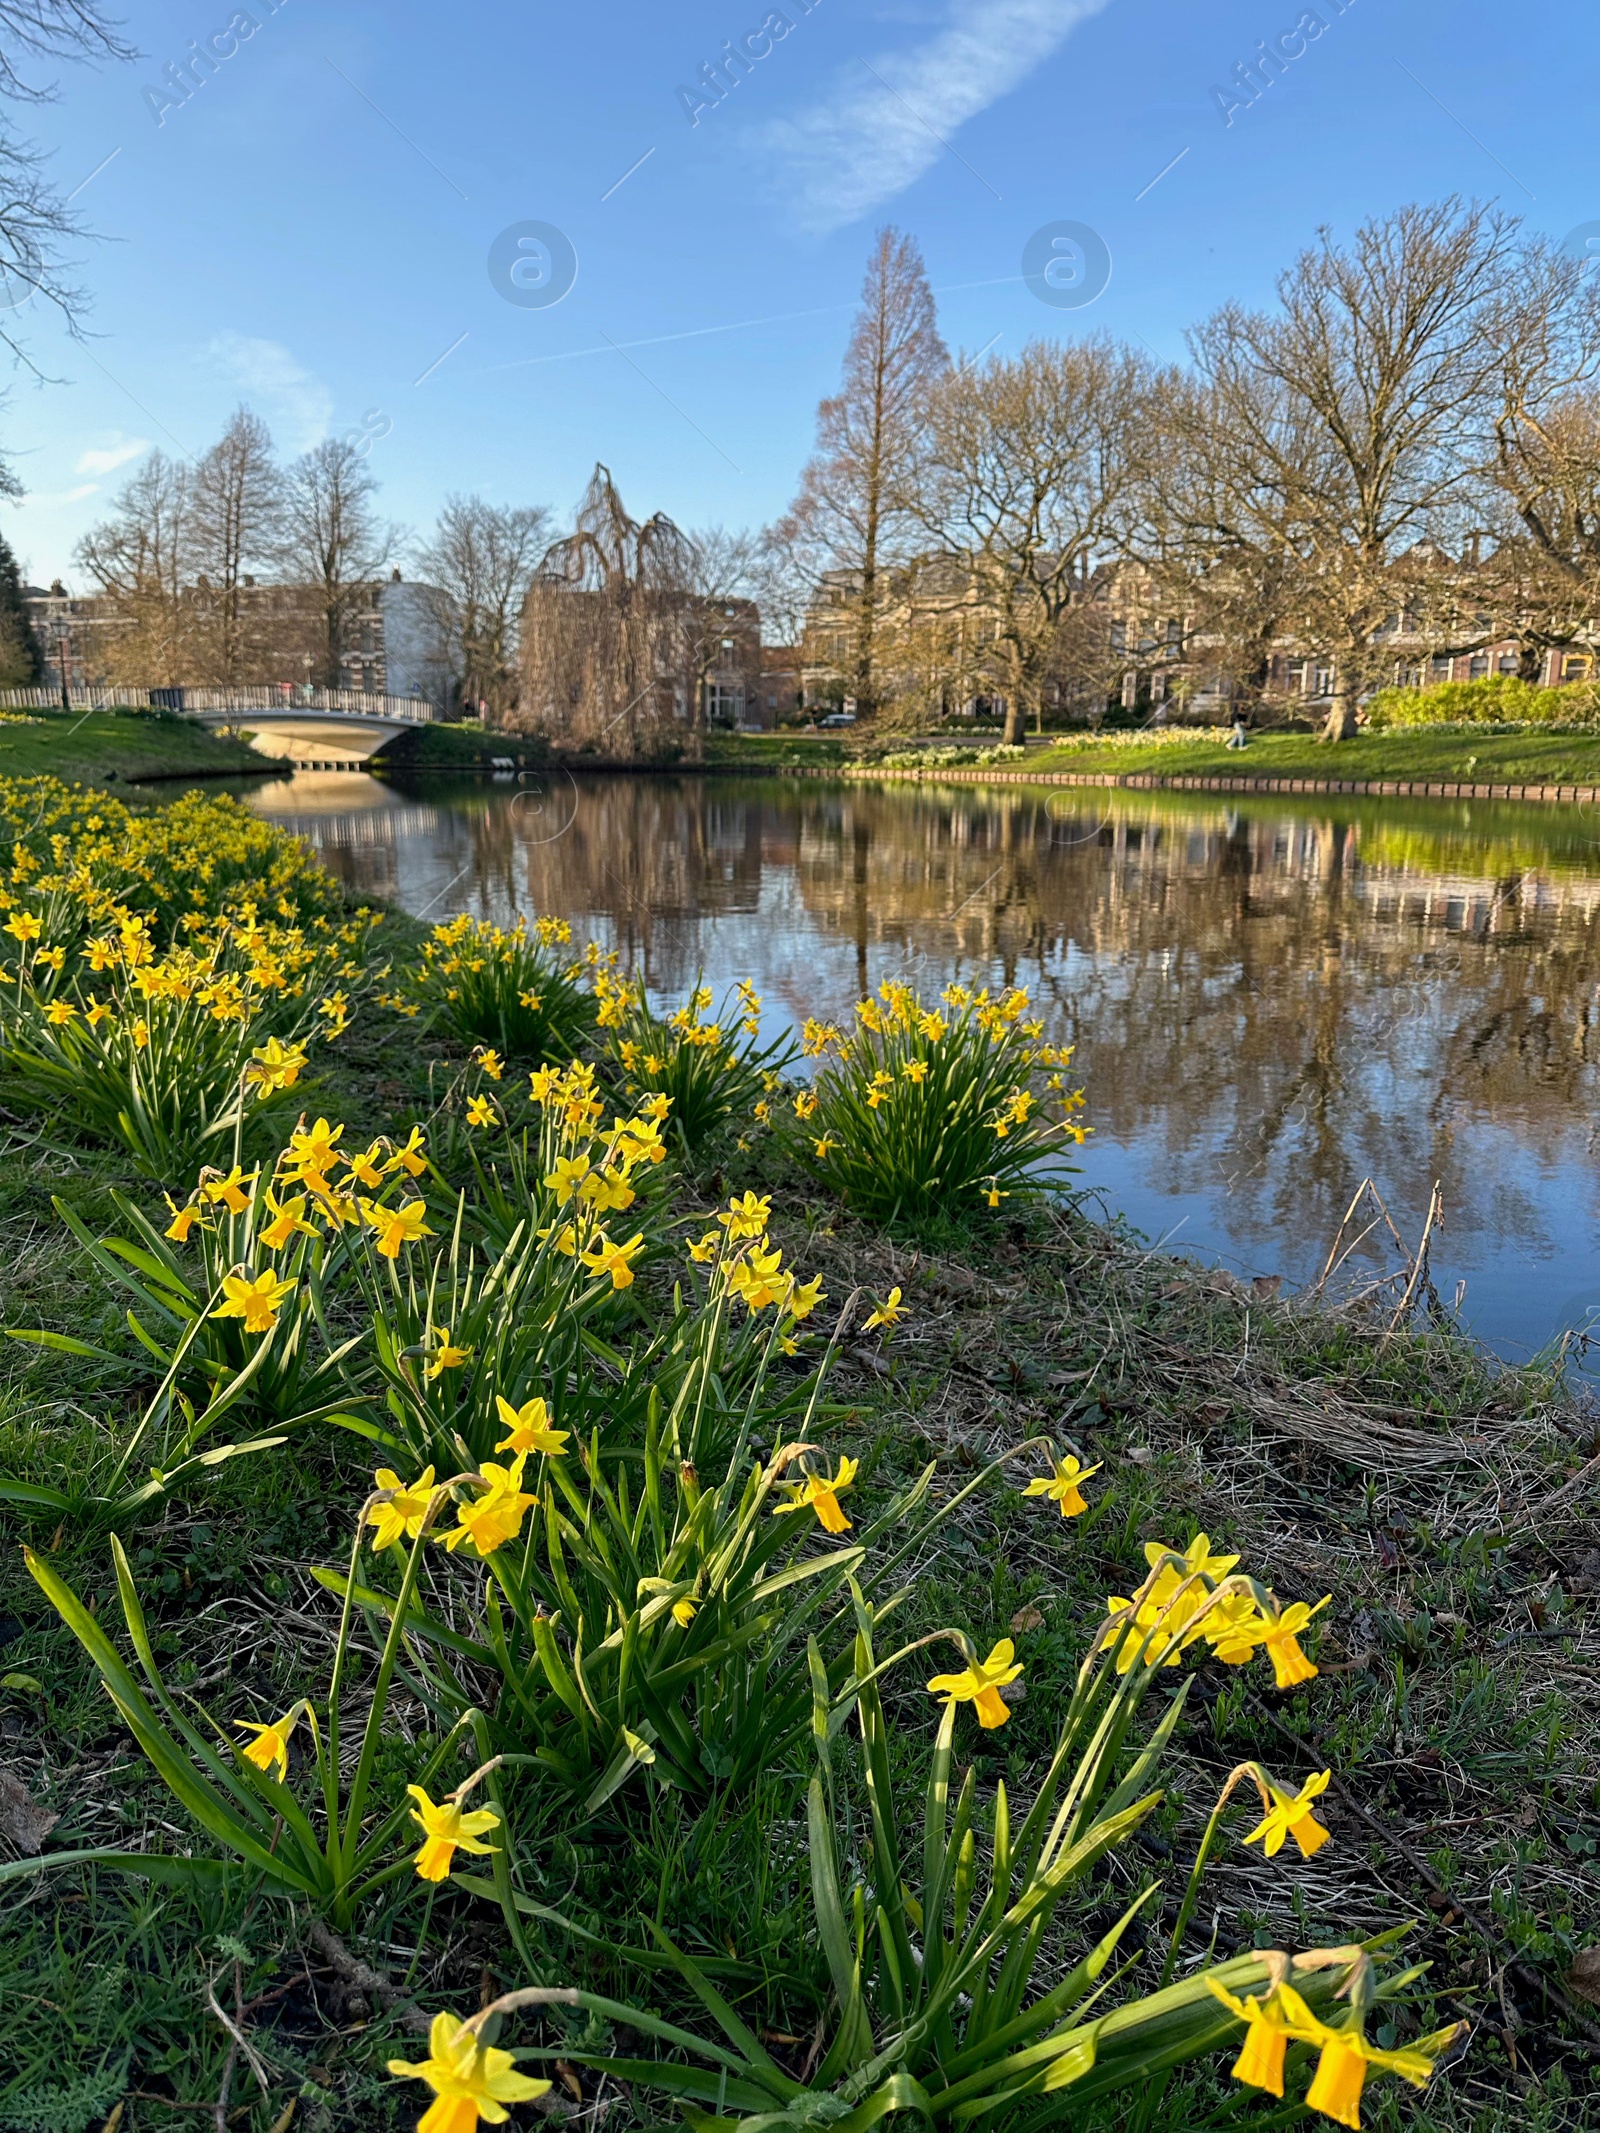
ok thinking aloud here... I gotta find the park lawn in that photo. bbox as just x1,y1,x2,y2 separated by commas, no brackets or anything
370,719,550,772
704,729,852,769
0,706,285,786
1026,726,1600,785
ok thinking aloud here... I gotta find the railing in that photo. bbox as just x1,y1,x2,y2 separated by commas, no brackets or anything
0,684,439,722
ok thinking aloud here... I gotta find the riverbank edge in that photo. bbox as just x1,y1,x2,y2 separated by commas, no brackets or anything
369,755,1600,805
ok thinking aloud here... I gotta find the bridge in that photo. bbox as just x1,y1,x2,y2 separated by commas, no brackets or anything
0,683,442,768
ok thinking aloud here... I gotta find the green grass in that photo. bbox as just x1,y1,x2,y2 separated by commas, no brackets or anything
1018,726,1600,785
370,720,552,773
0,706,285,787
702,730,851,769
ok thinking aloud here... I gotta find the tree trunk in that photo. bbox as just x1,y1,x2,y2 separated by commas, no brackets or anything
1002,692,1027,746
1320,689,1360,742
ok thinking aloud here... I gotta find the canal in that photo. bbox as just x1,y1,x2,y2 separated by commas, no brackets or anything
244,767,1600,1364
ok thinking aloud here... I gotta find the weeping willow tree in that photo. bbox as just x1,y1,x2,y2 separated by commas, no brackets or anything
520,466,700,758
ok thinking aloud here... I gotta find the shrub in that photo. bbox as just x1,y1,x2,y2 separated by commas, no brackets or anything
404,913,597,1062
795,978,1087,1223
1365,672,1600,729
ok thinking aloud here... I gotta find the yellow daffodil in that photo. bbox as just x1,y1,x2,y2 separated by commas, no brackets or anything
1257,1596,1329,1688
465,1094,495,1128
1023,1453,1101,1518
212,1267,295,1335
1304,2017,1466,2130
813,1134,837,1159
1205,1979,1324,2098
1244,1770,1333,1860
386,1124,429,1177
863,1286,905,1331
202,1164,256,1215
543,1154,590,1205
131,1017,150,1049
443,1456,538,1557
366,1467,437,1552
43,997,76,1025
245,1035,307,1093
85,995,111,1027
672,1597,696,1627
642,1091,671,1121
406,1784,500,1882
986,1185,1008,1208
927,1638,1024,1729
162,1196,200,1242
477,1048,504,1081
901,1057,928,1083
260,1190,316,1251
776,1454,858,1534
284,1117,344,1189
363,1197,434,1258
493,1394,569,1458
389,2008,551,2130
688,1230,721,1264
793,1089,819,1120
728,1242,788,1311
787,1273,826,1322
3,910,40,943
718,1190,771,1239
424,1330,472,1380
580,1230,643,1290
234,1701,306,1782
345,1141,387,1189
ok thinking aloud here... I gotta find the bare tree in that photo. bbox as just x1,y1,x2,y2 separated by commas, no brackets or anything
682,524,761,727
520,465,696,756
75,448,195,683
0,0,136,366
414,494,550,719
908,336,1154,746
1190,199,1523,739
777,227,948,713
188,407,282,682
280,437,396,688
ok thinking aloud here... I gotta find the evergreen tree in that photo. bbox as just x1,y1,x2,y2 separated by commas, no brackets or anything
0,530,43,685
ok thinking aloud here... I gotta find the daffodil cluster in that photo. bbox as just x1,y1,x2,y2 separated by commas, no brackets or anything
1102,1532,1330,1687
403,910,597,1062
0,898,367,1178
795,977,1088,1220
687,1190,827,1355
156,1116,435,1344
601,973,797,1154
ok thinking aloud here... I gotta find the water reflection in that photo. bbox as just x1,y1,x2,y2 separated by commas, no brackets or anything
244,769,1600,1360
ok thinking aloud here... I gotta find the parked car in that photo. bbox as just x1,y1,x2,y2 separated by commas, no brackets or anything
819,711,857,728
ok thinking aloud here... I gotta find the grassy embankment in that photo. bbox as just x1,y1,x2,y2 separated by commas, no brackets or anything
917,728,1600,787
0,706,287,786
0,780,1596,2130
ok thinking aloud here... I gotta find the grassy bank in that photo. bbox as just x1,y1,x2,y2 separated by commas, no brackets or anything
0,781,1595,2131
936,727,1600,787
371,721,553,773
0,706,289,786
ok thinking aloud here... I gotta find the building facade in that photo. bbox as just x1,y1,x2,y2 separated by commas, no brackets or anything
23,571,460,712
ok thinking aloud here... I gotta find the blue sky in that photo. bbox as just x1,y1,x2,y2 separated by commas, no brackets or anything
1,0,1588,586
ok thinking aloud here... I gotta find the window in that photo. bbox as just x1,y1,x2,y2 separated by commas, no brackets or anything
1313,664,1334,697
1431,654,1452,679
1564,655,1593,682
704,679,744,726
1497,653,1518,674
1468,654,1489,679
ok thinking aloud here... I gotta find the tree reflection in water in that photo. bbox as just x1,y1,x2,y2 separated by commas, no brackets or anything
246,769,1600,1359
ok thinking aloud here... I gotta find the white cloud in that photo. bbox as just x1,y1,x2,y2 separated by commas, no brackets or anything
206,332,333,453
15,483,98,507
760,0,1118,234
76,436,149,476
